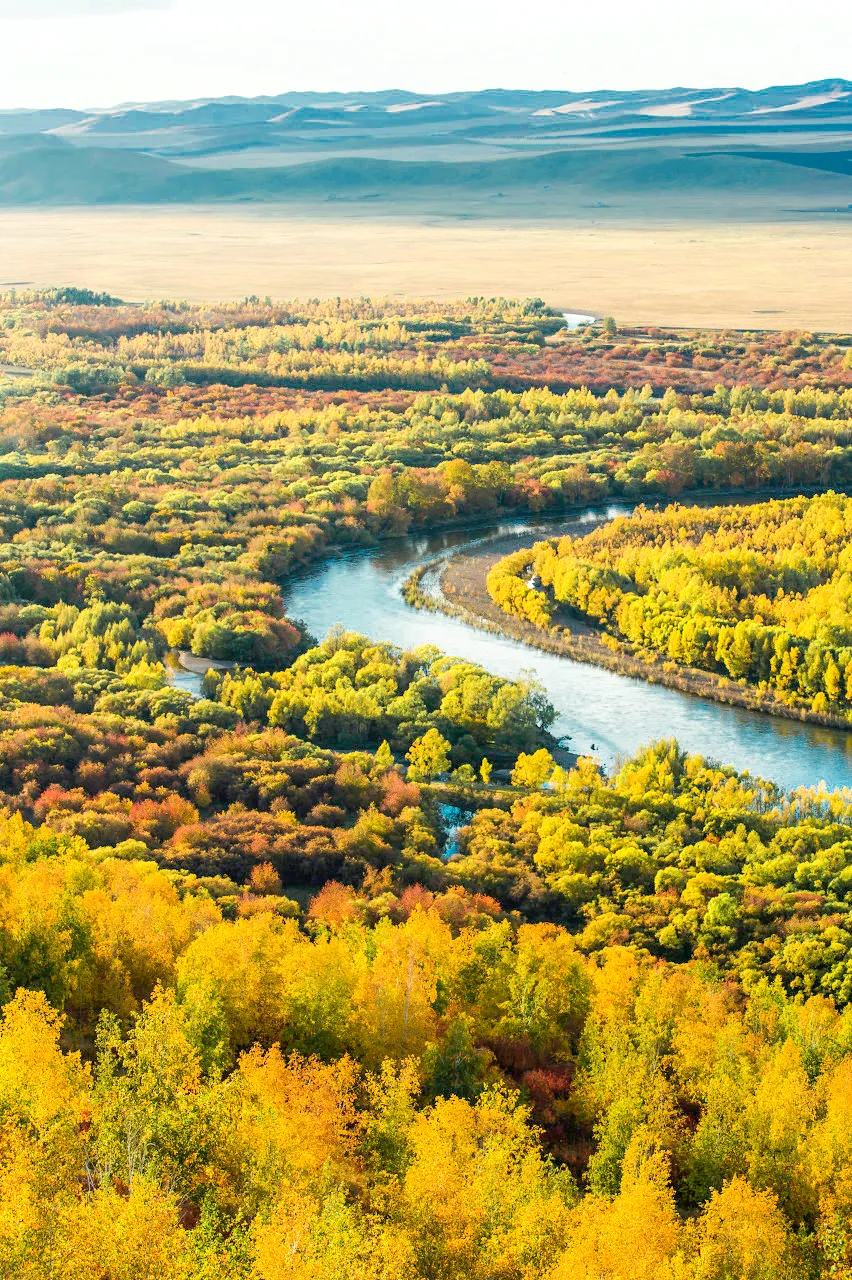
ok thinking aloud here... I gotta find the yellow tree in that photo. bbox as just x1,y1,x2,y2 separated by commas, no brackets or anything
550,1146,681,1280
402,1087,575,1280
90,986,216,1200
496,923,591,1056
680,1177,796,1280
353,911,449,1065
808,1056,852,1272
227,1046,360,1212
0,991,90,1277
251,1184,418,1280
178,914,358,1057
55,1180,193,1280
511,749,556,789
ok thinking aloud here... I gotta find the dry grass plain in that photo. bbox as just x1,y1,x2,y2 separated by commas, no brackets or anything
2,207,852,330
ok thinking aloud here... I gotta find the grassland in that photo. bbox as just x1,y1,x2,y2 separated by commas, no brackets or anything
2,207,852,329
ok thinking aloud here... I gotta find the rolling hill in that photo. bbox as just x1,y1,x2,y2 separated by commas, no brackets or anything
1,82,852,215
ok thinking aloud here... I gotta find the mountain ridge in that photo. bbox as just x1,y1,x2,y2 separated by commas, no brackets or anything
3,82,852,214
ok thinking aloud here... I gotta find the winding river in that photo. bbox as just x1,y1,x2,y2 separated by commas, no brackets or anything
283,511,852,793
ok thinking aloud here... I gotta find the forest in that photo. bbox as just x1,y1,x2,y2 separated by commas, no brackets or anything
486,494,852,720
2,291,852,1277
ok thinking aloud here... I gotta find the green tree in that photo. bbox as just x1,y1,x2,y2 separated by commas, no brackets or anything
374,740,395,773
406,729,452,781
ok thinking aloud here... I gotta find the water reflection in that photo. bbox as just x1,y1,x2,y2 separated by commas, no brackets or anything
164,653,205,697
284,512,852,793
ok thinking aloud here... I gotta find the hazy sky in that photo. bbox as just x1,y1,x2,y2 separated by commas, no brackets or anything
0,0,848,110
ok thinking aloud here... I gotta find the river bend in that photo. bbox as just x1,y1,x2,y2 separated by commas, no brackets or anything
282,513,852,793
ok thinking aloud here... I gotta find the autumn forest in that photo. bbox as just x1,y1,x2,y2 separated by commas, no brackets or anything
2,289,852,1278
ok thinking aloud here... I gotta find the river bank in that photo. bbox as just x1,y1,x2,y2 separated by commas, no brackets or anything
165,649,235,698
282,507,852,789
294,482,841,589
405,530,852,736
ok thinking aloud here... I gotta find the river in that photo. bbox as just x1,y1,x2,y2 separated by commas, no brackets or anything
283,512,852,793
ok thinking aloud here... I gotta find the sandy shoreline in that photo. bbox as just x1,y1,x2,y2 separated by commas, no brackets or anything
419,536,852,735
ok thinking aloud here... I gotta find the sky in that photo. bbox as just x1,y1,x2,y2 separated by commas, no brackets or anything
0,0,848,110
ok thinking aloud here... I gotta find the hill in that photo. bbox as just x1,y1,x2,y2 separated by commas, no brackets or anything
2,82,852,214
1,133,851,215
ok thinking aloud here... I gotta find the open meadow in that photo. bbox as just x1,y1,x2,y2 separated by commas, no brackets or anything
3,206,852,329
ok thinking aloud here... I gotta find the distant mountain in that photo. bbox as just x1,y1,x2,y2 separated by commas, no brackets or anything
8,80,849,143
1,82,852,213
0,137,189,202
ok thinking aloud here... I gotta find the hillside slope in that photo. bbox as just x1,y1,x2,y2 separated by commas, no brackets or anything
1,135,851,212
